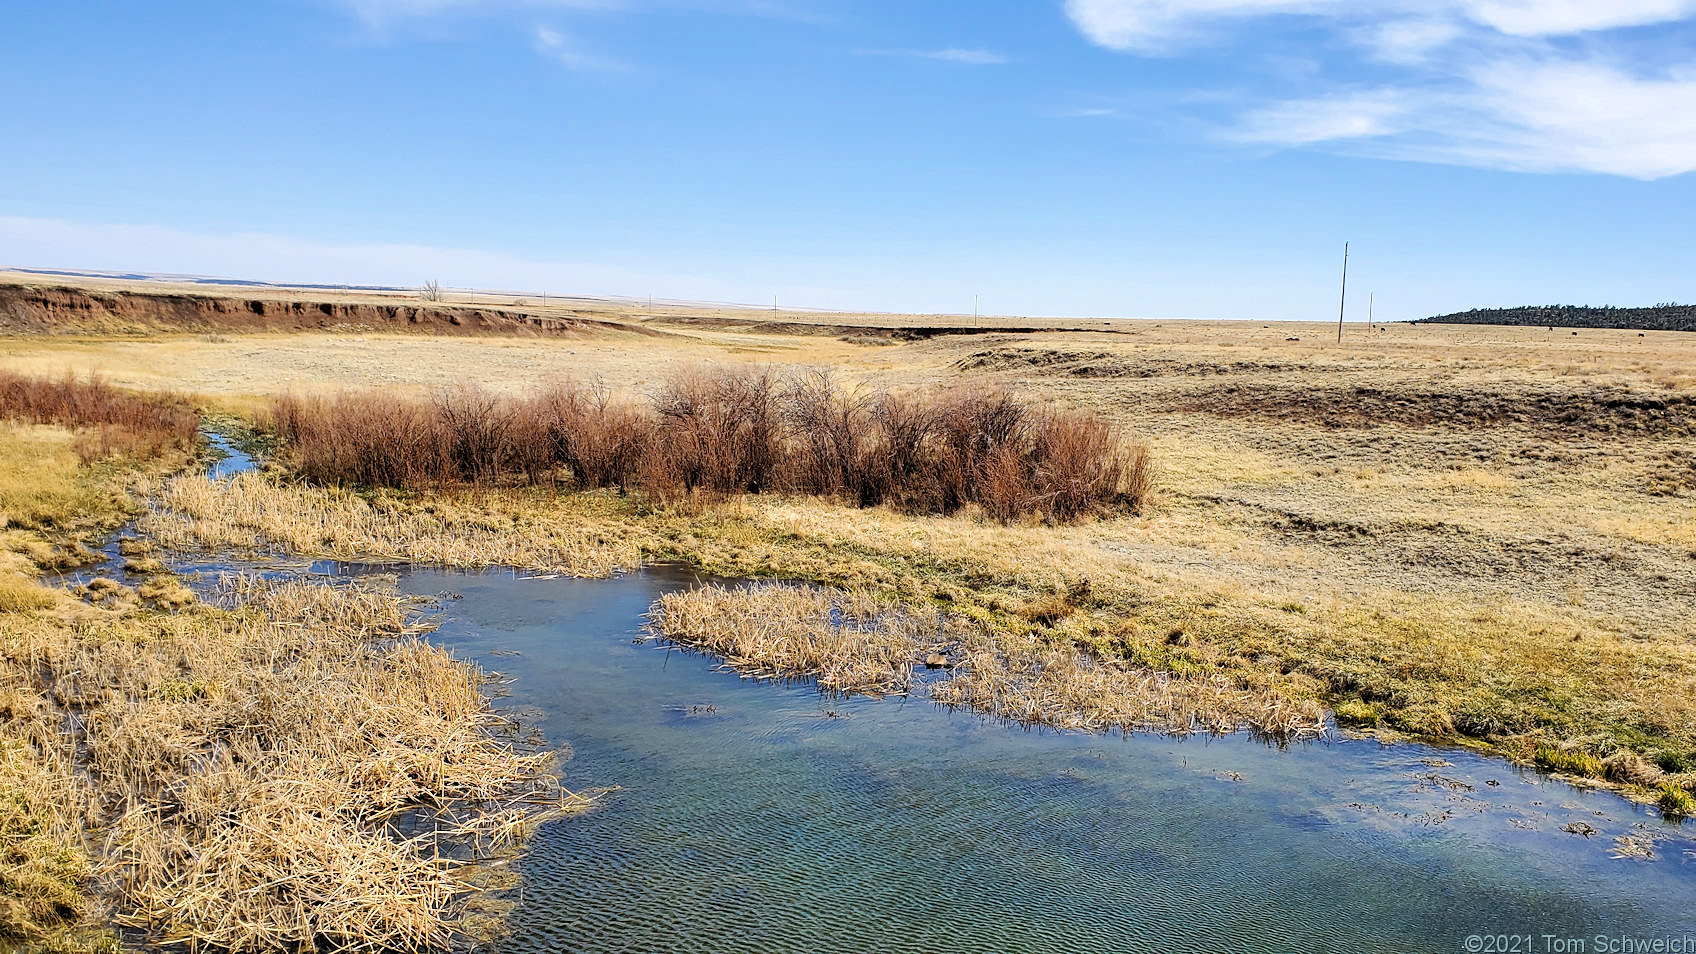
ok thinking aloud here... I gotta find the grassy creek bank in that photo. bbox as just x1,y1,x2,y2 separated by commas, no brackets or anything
0,404,574,951
141,449,1696,817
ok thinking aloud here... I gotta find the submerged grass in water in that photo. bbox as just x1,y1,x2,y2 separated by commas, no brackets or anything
650,581,1326,738
650,583,930,696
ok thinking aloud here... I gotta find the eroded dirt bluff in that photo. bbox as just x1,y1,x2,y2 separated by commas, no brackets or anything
0,283,651,337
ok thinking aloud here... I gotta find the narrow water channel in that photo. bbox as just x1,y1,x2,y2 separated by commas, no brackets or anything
343,566,1694,954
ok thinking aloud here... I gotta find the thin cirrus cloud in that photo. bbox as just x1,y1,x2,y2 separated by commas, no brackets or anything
1062,0,1696,50
856,47,1009,65
1062,0,1696,179
533,25,629,70
342,0,824,26
345,0,627,27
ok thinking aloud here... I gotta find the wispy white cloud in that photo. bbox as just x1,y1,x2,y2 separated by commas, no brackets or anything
1234,89,1410,144
1053,106,1121,117
857,47,1009,65
346,0,625,28
533,25,628,70
1357,17,1463,65
343,0,824,27
1064,0,1696,178
1063,0,1696,51
1460,0,1696,36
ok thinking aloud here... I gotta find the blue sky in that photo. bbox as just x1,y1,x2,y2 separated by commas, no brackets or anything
2,0,1694,320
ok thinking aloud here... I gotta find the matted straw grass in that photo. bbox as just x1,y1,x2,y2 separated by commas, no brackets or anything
5,573,577,952
649,583,933,696
0,725,95,940
930,634,1326,738
138,471,639,576
649,582,1326,738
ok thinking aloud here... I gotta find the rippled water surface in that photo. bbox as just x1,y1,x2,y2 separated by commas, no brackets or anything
382,567,1696,954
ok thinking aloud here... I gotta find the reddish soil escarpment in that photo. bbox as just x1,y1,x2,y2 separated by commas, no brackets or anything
0,283,645,338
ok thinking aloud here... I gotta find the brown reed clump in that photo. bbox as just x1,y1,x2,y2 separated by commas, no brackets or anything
647,367,783,499
649,583,938,696
535,381,648,490
0,372,199,462
268,366,1150,523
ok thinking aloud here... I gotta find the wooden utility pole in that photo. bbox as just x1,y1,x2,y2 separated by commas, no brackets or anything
1368,292,1373,330
1336,242,1349,344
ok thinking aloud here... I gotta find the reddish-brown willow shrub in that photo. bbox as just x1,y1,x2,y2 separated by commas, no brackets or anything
268,368,1150,522
0,372,200,461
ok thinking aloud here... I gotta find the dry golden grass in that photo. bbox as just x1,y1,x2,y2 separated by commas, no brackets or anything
932,630,1325,738
139,471,640,576
84,578,569,952
651,584,929,696
3,571,576,951
651,582,1325,737
0,714,94,942
0,425,117,539
4,277,1695,782
0,418,578,951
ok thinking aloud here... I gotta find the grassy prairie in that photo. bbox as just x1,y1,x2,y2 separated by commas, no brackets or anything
4,282,1695,781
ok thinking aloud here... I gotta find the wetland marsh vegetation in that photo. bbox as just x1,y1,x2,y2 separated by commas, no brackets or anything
3,278,1696,949
0,377,569,953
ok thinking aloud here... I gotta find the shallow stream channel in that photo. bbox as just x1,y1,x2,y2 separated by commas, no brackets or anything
152,437,1696,951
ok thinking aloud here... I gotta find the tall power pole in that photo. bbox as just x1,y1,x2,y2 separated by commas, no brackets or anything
1336,242,1349,344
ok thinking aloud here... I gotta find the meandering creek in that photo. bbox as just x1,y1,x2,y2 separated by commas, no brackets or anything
151,437,1696,951
284,564,1687,954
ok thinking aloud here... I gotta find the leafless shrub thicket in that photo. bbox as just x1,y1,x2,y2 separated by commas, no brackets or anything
271,367,1151,522
0,372,199,461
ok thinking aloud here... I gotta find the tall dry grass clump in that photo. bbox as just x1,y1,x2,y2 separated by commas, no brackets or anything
0,705,96,941
650,583,936,695
138,470,639,576
4,575,572,952
268,367,1150,523
0,372,198,462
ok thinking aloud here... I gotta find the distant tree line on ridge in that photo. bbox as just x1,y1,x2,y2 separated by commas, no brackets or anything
1419,303,1696,332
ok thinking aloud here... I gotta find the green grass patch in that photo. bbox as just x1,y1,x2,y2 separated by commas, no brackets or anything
1333,699,1382,727
1533,742,1604,778
1659,782,1696,817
